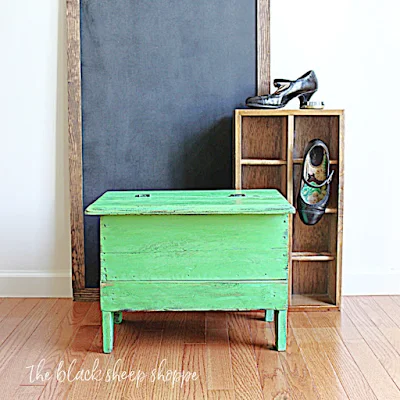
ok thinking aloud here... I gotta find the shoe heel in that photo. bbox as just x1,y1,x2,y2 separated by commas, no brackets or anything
299,91,316,108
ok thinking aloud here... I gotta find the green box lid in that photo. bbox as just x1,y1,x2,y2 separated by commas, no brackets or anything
85,189,295,216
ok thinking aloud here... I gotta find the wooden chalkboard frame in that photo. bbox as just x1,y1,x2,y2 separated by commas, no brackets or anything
67,0,271,301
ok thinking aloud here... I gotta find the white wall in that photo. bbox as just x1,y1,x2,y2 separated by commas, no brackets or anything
0,0,71,296
271,0,400,294
0,1,398,296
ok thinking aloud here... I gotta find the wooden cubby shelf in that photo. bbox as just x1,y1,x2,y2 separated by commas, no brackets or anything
234,109,344,311
241,159,287,166
292,252,336,261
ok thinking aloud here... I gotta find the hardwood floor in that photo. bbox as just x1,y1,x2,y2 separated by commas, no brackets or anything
0,297,399,399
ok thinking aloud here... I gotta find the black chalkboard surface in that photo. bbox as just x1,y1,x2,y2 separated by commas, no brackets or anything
81,0,257,287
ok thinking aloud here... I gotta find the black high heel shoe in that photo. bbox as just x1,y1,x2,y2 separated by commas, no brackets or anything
246,70,318,109
297,139,334,225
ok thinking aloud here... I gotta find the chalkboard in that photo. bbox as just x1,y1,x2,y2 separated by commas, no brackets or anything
80,0,257,287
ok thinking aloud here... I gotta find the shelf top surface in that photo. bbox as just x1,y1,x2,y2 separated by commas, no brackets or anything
236,108,344,116
85,189,296,216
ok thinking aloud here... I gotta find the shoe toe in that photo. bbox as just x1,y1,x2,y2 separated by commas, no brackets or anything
246,96,261,105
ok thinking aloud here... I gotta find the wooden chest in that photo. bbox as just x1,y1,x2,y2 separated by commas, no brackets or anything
85,189,295,353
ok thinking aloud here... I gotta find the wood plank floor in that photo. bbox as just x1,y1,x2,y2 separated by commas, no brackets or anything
0,296,399,399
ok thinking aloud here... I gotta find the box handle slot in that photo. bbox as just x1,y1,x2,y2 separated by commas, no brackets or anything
229,193,246,197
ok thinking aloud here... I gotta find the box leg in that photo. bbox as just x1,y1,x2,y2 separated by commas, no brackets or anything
102,311,114,353
114,311,123,324
265,309,274,322
274,310,287,351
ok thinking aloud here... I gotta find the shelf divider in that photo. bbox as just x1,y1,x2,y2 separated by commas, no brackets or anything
293,159,338,165
241,159,287,166
292,252,335,262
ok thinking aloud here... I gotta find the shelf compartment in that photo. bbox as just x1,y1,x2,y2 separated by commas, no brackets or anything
290,294,337,309
293,116,339,160
242,116,287,159
293,158,338,165
242,165,287,196
292,261,334,295
241,159,287,166
293,213,337,254
292,252,335,261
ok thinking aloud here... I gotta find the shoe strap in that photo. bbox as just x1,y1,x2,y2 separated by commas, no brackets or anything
273,78,292,88
302,170,334,188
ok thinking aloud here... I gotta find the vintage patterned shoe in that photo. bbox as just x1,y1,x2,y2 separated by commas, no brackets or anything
297,139,334,225
246,70,318,109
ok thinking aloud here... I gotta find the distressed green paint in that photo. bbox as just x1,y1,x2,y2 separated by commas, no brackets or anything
101,214,288,254
100,281,288,312
85,189,295,216
101,249,288,281
85,189,294,353
102,311,113,353
114,311,123,324
275,310,287,351
265,309,274,322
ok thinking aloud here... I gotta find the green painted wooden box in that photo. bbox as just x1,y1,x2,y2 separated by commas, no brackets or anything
85,189,295,353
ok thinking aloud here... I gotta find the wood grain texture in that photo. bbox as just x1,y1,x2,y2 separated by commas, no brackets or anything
73,288,99,301
287,115,294,307
257,0,270,95
241,116,286,159
19,302,92,386
6,300,71,393
237,109,344,116
347,296,400,355
3,297,400,399
92,320,141,400
336,112,345,308
343,297,400,389
86,189,295,215
100,281,288,312
100,215,289,254
181,344,207,399
0,300,58,399
247,311,291,399
38,325,100,399
307,312,376,400
0,298,23,323
100,213,288,282
290,313,348,400
151,312,187,400
206,328,234,390
235,111,242,190
227,312,264,400
67,0,85,293
242,165,287,195
14,386,44,400
321,308,400,400
0,298,39,345
292,261,330,295
277,324,320,399
102,250,288,281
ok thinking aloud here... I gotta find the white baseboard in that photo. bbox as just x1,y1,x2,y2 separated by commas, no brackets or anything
0,270,72,297
0,271,398,297
343,272,400,295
